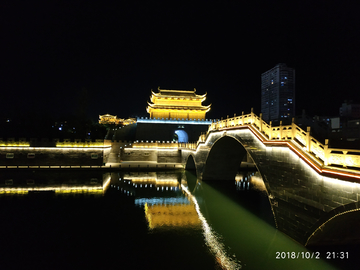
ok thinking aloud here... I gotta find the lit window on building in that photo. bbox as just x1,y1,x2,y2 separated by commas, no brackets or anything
27,153,35,159
6,153,14,159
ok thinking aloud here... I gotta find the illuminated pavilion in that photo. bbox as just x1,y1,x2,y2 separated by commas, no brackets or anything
146,87,211,120
99,114,136,126
99,114,120,125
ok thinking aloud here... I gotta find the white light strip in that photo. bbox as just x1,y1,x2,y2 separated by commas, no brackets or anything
102,176,111,193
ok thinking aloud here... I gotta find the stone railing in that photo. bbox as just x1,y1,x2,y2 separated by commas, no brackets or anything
132,141,179,149
0,138,106,148
55,139,105,148
179,142,197,150
198,109,360,169
0,138,30,147
132,141,198,150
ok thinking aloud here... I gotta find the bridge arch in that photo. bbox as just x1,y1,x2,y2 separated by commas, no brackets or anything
185,154,196,171
306,203,360,246
181,113,360,245
202,135,250,181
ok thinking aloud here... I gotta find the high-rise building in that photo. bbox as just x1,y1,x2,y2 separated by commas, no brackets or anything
261,63,295,122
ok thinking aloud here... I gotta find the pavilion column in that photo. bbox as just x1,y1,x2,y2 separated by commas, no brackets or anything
324,139,330,166
306,126,311,152
291,118,296,139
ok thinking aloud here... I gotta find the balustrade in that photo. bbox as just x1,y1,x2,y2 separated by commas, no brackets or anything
196,110,360,170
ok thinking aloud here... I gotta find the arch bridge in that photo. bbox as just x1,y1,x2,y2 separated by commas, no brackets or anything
181,110,360,246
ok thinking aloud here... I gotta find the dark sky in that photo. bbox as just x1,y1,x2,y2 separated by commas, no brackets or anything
1,1,359,121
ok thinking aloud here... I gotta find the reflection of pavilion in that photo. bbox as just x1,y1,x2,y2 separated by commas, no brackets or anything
110,172,240,268
144,203,201,229
113,172,201,229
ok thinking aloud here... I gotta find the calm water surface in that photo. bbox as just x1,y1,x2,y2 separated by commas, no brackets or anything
0,170,358,269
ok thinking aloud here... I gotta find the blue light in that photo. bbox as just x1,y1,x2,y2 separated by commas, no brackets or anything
135,197,190,206
175,130,189,143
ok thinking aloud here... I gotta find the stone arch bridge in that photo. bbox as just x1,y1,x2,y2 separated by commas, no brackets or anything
181,110,360,246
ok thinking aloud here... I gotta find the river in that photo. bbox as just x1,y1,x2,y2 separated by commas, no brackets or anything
0,170,358,269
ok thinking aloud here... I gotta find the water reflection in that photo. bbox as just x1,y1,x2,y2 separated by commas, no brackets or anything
235,171,267,192
182,181,242,269
114,172,202,229
0,170,347,269
110,171,241,269
0,171,111,196
191,171,338,270
144,203,201,229
108,170,340,269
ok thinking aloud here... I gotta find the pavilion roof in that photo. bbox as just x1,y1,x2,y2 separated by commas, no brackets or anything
151,87,207,99
99,114,117,118
147,102,211,112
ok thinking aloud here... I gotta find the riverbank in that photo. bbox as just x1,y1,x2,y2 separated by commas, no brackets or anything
0,161,184,171
0,160,257,172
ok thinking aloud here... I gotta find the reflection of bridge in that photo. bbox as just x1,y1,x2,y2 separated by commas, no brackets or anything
181,110,360,246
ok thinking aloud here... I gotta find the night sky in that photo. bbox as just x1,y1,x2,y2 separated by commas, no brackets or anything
1,1,359,121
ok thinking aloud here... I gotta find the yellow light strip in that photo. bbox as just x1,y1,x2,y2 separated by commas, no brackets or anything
56,144,105,148
0,146,111,150
102,175,111,193
144,203,153,229
0,143,30,147
0,144,108,149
